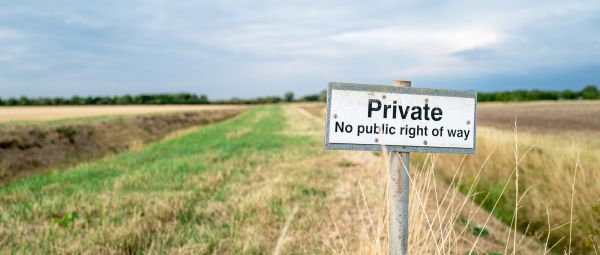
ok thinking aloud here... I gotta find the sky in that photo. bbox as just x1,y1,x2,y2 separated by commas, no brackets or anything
1,0,599,99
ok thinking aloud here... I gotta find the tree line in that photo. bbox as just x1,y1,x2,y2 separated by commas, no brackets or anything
478,84,599,102
0,93,209,106
0,85,597,106
0,91,323,106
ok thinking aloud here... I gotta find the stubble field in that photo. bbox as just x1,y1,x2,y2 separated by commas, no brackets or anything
0,105,244,124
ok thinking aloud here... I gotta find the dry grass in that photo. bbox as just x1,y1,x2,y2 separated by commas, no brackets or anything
321,149,545,254
300,102,599,254
421,127,600,253
0,105,246,124
295,105,544,254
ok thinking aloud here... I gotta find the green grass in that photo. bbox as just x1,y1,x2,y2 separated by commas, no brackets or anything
0,105,340,254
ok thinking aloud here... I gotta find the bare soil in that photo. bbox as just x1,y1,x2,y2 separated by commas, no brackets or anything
477,101,600,135
296,101,600,136
0,108,246,182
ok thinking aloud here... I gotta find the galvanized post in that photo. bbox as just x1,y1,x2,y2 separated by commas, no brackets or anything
389,80,411,255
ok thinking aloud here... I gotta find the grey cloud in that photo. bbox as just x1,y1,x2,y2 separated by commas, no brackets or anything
0,0,599,98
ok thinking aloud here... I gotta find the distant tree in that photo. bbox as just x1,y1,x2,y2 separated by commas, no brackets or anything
115,95,132,105
138,95,151,104
300,94,319,102
83,97,96,105
70,96,83,105
257,96,282,104
18,96,31,106
527,90,542,100
284,91,294,102
560,90,576,100
229,97,244,104
51,97,64,105
507,90,525,101
6,98,18,106
540,90,559,100
582,84,598,99
97,97,114,105
318,90,327,102
199,94,209,104
36,97,51,105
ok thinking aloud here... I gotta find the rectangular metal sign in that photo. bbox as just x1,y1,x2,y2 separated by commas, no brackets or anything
325,82,477,154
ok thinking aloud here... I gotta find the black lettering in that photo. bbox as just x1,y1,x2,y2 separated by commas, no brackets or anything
447,129,457,137
410,106,422,120
398,106,410,119
383,104,391,118
431,107,442,121
335,121,345,132
368,99,381,117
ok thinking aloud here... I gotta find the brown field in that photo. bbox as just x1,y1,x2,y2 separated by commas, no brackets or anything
298,101,600,253
299,101,600,135
296,105,545,254
478,100,600,135
0,105,245,124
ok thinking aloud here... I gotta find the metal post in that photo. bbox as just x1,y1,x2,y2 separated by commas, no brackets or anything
389,80,411,255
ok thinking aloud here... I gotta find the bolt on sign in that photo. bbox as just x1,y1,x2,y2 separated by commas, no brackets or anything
325,82,477,154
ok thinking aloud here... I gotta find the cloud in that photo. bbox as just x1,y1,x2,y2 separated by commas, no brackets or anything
0,0,599,98
0,28,23,40
63,14,106,29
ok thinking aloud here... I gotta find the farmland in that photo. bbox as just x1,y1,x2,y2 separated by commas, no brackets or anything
0,105,243,125
303,101,600,253
1,105,546,254
0,101,598,254
478,100,600,136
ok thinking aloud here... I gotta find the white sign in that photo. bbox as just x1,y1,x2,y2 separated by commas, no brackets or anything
325,82,477,153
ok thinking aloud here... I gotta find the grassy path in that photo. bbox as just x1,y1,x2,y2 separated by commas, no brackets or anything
0,105,376,254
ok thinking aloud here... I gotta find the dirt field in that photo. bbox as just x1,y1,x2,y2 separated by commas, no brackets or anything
0,105,244,124
297,101,600,136
477,100,600,135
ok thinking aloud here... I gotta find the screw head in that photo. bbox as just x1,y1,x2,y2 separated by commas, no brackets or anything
382,95,387,99
374,138,379,143
423,140,428,145
466,120,471,125
333,114,338,119
425,98,429,103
